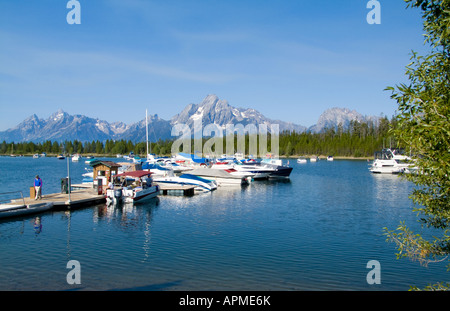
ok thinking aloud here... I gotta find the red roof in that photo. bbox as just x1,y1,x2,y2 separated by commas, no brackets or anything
115,170,153,178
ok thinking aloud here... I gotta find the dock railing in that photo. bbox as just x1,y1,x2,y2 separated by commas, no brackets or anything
0,191,26,207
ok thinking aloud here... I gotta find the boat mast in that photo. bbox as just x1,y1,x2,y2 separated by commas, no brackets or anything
146,109,149,158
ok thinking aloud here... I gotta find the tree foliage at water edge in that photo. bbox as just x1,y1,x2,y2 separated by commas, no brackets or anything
384,0,450,291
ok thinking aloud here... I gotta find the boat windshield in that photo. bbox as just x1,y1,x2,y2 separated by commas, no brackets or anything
374,149,393,160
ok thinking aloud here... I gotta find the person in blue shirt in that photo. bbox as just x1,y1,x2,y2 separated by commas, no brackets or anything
34,175,42,200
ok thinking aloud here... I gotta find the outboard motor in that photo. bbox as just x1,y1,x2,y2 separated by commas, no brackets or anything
114,188,123,202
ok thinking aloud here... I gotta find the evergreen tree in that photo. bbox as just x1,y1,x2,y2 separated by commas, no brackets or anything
95,140,104,154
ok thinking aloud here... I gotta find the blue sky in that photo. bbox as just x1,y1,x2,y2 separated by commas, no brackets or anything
0,0,427,131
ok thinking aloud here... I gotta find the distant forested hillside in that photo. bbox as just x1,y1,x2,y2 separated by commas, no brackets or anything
0,116,397,158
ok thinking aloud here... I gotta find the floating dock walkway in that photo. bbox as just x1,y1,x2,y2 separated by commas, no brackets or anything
0,188,106,220
23,188,106,210
1,182,198,220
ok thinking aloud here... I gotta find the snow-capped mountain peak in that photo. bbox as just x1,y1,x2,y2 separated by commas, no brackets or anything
0,95,379,143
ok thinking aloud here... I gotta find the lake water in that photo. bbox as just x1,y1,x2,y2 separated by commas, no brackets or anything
0,156,447,291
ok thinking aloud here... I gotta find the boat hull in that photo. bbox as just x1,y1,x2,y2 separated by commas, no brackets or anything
195,175,247,186
154,175,217,192
106,185,159,205
257,163,293,178
268,166,293,178
128,185,159,202
369,159,415,174
234,166,274,179
188,168,250,186
0,203,53,219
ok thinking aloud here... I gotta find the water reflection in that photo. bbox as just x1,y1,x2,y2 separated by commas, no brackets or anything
372,174,412,203
371,173,415,224
93,198,160,229
33,217,42,235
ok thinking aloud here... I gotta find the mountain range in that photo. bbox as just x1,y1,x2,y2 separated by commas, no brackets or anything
0,94,380,143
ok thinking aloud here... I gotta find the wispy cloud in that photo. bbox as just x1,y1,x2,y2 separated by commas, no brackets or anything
0,44,243,86
171,30,251,44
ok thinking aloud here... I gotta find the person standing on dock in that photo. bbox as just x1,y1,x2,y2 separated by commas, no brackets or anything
34,175,42,200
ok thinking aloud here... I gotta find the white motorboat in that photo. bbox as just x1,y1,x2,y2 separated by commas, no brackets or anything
210,159,255,181
240,158,259,164
72,154,82,162
213,157,290,179
142,162,174,178
188,167,251,186
233,163,275,179
106,170,159,205
211,159,236,170
166,162,193,174
33,154,40,159
369,148,417,174
82,167,93,182
297,157,307,164
327,156,334,161
152,158,193,174
261,158,283,166
261,163,293,178
154,173,217,192
223,168,255,181
172,153,212,167
310,156,318,162
132,156,144,164
256,157,292,178
85,158,97,165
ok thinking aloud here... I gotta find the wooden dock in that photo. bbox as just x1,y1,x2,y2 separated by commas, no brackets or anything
2,182,195,220
23,188,106,210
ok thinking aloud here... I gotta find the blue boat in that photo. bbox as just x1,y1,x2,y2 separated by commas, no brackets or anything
174,153,212,165
153,173,217,192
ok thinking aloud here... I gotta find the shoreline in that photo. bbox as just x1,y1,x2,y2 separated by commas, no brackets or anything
280,155,372,161
1,153,373,161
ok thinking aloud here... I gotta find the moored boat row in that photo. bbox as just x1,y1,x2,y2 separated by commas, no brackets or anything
297,156,332,163
1,109,294,218
96,152,294,205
